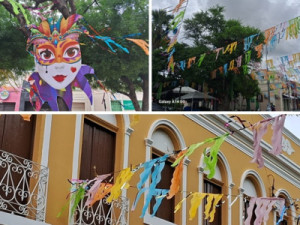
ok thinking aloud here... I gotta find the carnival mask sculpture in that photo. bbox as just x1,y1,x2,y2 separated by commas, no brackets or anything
27,14,94,111
27,14,148,111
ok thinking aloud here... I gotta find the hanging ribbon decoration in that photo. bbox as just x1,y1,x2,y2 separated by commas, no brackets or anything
174,192,223,221
58,115,290,222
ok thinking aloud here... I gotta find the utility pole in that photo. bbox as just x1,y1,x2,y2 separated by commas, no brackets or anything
265,44,271,111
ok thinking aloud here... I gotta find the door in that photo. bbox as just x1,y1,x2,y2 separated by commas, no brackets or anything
0,115,35,157
0,115,36,216
79,118,116,225
0,102,15,111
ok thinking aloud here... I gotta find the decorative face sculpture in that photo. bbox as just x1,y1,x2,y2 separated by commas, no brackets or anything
34,39,82,89
27,14,84,90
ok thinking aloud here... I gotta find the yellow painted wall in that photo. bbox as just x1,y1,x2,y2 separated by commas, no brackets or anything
31,114,299,225
126,114,300,225
46,115,77,225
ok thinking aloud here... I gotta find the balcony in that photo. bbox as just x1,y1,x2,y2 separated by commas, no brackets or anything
0,149,49,225
71,195,129,225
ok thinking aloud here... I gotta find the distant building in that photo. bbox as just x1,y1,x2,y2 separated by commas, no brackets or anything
0,81,143,111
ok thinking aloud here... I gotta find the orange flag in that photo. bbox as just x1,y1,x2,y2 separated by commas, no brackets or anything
21,115,32,121
187,57,196,68
173,0,187,13
126,38,149,55
89,183,113,207
167,150,186,199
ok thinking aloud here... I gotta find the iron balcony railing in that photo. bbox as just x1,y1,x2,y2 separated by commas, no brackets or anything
0,149,49,222
71,195,129,225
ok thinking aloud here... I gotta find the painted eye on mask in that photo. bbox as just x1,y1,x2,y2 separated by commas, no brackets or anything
38,49,55,61
63,46,80,59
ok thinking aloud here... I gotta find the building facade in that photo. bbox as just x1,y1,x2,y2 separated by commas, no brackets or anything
0,114,299,225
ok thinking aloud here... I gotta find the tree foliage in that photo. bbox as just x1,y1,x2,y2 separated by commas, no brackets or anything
153,5,263,111
0,6,33,76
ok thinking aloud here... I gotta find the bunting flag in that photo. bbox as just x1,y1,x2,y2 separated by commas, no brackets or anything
251,115,286,168
224,63,228,75
20,114,32,121
264,27,276,44
286,17,300,39
88,183,113,206
245,197,285,225
187,57,196,68
85,174,111,207
106,167,134,203
168,48,176,62
245,50,252,64
236,55,243,68
244,34,258,52
223,41,237,54
180,60,186,70
270,115,286,155
189,193,207,220
204,194,223,222
243,65,249,75
214,47,224,60
172,134,228,179
134,155,169,217
172,0,187,13
170,10,186,30
255,44,263,58
137,155,169,190
168,56,175,73
174,193,223,221
198,53,206,67
251,120,271,168
126,38,149,55
167,150,187,199
229,59,235,71
203,134,229,179
70,183,86,218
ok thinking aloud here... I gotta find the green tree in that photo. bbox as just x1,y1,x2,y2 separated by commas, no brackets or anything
76,0,148,111
179,6,263,110
0,6,34,81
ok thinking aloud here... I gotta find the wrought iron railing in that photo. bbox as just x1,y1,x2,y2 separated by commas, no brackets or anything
0,149,49,222
71,196,129,225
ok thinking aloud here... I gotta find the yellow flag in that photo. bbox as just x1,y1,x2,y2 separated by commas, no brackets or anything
189,193,207,220
208,194,223,222
106,168,134,203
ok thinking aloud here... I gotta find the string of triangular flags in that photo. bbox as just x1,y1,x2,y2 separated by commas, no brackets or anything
166,0,190,73
58,114,290,223
166,15,300,76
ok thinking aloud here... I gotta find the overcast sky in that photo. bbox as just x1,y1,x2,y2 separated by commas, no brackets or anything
283,115,300,139
152,0,300,62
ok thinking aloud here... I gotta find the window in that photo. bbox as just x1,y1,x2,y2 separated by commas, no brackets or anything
150,153,175,223
203,178,222,225
242,177,260,225
243,194,256,224
276,194,291,225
